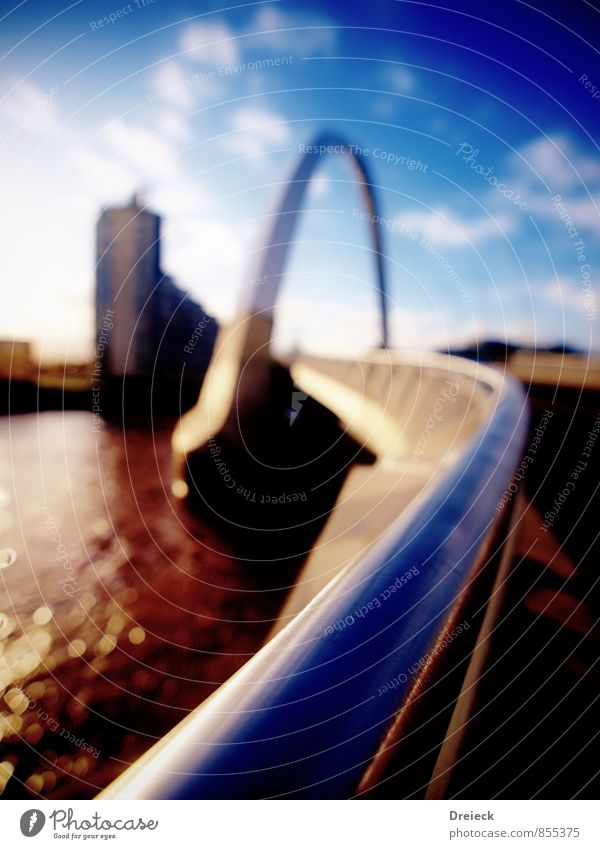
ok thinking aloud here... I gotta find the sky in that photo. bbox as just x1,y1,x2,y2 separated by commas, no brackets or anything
0,0,599,361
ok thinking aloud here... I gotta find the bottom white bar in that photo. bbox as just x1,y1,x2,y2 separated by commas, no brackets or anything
0,800,596,848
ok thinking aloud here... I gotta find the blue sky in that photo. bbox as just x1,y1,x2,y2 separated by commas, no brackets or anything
0,0,598,359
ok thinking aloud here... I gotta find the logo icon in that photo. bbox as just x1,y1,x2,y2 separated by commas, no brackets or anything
290,386,307,425
20,810,46,837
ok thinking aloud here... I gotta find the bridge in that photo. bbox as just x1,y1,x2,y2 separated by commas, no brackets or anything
101,135,527,799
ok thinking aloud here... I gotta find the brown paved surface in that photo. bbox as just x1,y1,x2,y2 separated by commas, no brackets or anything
0,412,295,799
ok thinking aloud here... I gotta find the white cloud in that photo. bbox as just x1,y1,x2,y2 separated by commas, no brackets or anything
368,67,417,117
507,136,600,233
250,6,336,55
370,97,398,119
225,106,290,158
557,195,600,232
385,66,416,94
0,80,61,140
272,299,461,356
516,135,600,191
0,187,96,360
155,109,192,143
71,146,137,203
230,105,289,140
541,278,596,316
180,21,239,67
150,60,195,109
102,118,182,183
149,180,211,219
162,218,246,319
393,207,514,246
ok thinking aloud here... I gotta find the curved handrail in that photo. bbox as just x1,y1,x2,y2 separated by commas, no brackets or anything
106,353,527,799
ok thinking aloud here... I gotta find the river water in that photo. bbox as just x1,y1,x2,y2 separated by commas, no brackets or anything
0,411,290,799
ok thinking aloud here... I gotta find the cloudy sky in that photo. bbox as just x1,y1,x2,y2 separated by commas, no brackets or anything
0,0,598,360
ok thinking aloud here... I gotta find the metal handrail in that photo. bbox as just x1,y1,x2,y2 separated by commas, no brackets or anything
103,354,527,799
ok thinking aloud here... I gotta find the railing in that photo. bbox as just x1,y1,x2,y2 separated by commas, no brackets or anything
102,135,528,799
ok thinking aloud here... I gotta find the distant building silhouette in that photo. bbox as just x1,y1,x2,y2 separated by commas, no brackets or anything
95,194,217,382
